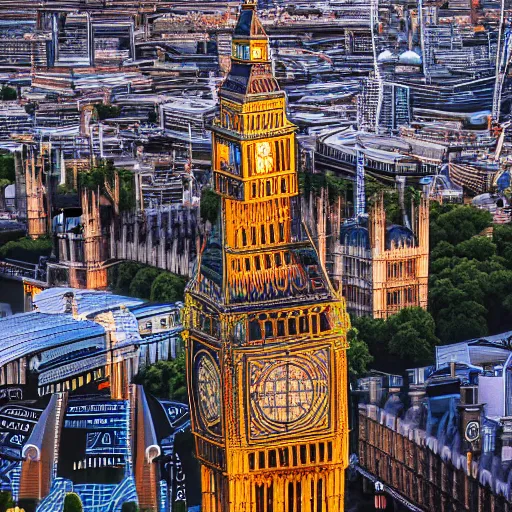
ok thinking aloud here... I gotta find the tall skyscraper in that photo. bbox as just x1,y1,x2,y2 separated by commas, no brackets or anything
183,2,350,511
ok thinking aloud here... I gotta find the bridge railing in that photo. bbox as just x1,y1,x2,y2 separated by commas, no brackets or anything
0,259,44,281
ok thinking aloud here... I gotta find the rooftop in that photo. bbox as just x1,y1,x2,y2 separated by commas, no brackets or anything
0,312,105,367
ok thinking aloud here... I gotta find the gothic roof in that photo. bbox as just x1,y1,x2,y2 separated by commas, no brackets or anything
385,225,417,250
222,62,280,96
340,223,370,250
233,3,267,40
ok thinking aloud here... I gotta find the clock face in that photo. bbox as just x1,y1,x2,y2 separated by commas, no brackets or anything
196,352,222,429
256,363,314,423
252,47,263,60
465,421,480,443
255,142,274,174
248,348,330,440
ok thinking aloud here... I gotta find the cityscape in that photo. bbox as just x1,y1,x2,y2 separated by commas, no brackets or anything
0,0,510,511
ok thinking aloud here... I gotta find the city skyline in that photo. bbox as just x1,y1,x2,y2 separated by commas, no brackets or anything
0,0,511,511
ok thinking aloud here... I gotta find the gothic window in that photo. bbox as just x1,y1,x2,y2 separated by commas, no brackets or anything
312,315,318,334
249,321,261,341
235,44,250,60
288,317,297,335
264,321,273,339
279,447,289,466
269,224,275,244
320,312,330,332
299,316,309,334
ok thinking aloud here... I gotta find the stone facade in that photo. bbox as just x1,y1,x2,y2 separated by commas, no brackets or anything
358,404,512,512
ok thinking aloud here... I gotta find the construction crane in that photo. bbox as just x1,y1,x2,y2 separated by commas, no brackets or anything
492,0,512,123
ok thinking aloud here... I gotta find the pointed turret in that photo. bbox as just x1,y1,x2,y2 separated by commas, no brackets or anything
222,0,280,97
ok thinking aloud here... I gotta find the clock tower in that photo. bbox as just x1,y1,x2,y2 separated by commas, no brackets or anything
183,2,350,511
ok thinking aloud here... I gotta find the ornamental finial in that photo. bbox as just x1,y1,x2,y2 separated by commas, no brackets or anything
242,0,257,10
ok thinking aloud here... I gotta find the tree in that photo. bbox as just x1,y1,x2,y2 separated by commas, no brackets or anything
79,162,135,212
121,502,139,512
351,308,438,374
436,300,488,343
0,491,14,512
430,240,455,261
118,168,136,212
430,204,492,247
494,224,512,269
114,262,144,295
347,327,373,378
64,493,83,512
200,188,221,225
129,267,163,300
0,85,17,101
150,272,187,303
387,307,438,367
0,154,14,211
0,237,52,263
94,103,121,120
134,353,187,402
350,315,390,372
455,236,496,261
428,220,512,342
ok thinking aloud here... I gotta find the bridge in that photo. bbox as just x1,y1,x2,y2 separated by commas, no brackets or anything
0,258,46,283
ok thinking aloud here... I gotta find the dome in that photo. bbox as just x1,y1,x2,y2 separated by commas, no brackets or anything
377,50,395,63
398,50,422,65
385,225,416,250
340,223,370,250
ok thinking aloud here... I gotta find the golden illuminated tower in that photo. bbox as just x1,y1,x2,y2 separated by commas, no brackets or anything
183,3,350,511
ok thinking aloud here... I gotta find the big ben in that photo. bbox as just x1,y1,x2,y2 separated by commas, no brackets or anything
183,2,350,511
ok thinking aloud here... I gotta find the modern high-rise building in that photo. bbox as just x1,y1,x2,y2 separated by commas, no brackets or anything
183,2,351,511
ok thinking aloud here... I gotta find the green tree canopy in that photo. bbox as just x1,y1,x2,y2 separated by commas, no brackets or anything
150,272,187,303
430,203,492,246
121,502,139,512
455,236,496,261
0,85,17,101
351,308,438,374
129,267,163,300
0,237,52,263
64,493,83,512
134,353,187,402
0,491,14,512
386,307,439,366
113,262,144,295
79,162,135,212
426,203,512,342
0,153,15,210
94,103,120,120
200,188,221,225
493,223,512,269
347,327,373,378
